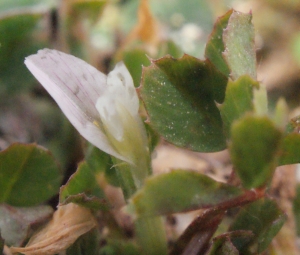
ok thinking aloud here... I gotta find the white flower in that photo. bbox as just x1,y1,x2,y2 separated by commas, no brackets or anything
25,49,148,170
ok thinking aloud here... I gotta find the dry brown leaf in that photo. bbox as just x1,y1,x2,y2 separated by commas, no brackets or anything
123,0,160,51
4,245,13,255
10,203,96,255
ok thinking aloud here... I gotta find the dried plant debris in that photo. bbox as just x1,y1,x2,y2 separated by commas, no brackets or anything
10,203,96,255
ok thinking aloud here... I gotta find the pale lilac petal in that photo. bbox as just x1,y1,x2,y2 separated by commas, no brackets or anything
96,62,140,141
25,49,126,161
96,91,124,141
106,62,139,117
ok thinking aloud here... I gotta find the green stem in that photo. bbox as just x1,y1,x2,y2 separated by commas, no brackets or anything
135,216,168,255
112,158,167,254
112,158,137,200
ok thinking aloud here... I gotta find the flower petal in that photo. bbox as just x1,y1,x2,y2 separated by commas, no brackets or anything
106,62,139,117
96,62,140,141
25,49,125,161
96,92,123,141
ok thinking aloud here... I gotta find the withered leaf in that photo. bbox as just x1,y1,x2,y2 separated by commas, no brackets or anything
10,203,96,255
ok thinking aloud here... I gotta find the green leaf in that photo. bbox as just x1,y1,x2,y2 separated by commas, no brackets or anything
219,75,259,137
154,54,227,104
272,98,289,129
135,217,168,255
208,238,239,255
157,40,183,59
59,161,109,210
230,115,282,189
85,145,121,188
0,204,53,246
0,143,62,206
253,84,268,116
0,12,48,95
279,133,300,165
99,240,140,255
110,158,138,200
61,193,110,211
128,170,243,217
229,198,286,254
0,0,54,13
123,48,151,88
208,231,254,255
60,146,114,210
205,9,233,76
141,54,227,152
144,122,160,153
223,10,256,80
123,41,183,88
85,145,111,173
71,1,107,23
66,228,99,255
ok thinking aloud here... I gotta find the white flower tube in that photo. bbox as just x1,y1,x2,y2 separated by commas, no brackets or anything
25,49,149,170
